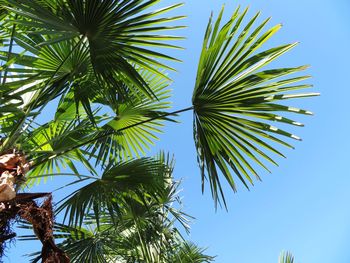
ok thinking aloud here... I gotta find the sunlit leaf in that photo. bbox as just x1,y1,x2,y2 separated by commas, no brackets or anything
192,6,318,206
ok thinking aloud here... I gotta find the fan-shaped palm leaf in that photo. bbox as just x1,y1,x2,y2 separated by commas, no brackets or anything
89,69,173,164
56,156,173,227
21,117,98,184
192,6,318,205
2,0,185,99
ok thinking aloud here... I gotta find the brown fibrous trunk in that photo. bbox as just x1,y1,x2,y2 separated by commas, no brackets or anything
0,151,70,262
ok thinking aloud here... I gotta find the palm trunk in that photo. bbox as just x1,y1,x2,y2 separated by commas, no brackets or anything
0,151,70,262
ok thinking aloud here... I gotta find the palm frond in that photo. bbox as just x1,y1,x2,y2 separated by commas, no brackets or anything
56,156,172,227
20,221,113,263
169,242,215,263
88,69,173,164
21,117,98,184
0,92,26,137
18,157,196,263
2,0,185,99
279,251,294,263
192,6,318,206
20,215,190,263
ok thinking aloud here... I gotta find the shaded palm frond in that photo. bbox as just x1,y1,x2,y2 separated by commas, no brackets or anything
0,92,26,138
2,0,185,99
20,221,112,263
18,155,196,263
0,36,90,113
21,216,187,263
169,242,215,263
21,117,98,184
0,0,184,152
56,156,172,228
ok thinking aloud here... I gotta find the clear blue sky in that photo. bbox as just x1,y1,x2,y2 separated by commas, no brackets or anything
4,1,350,262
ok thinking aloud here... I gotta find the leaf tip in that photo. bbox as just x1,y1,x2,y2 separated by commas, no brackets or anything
292,121,304,127
305,110,314,115
291,134,302,141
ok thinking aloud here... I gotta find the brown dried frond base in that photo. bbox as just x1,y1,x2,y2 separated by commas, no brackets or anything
0,150,69,261
19,195,70,263
0,201,19,257
0,194,70,262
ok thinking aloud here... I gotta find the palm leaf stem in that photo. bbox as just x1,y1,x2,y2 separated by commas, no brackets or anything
1,14,17,85
118,106,193,132
30,106,194,168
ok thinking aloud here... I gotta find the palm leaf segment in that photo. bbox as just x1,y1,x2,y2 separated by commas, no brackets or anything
192,7,318,205
279,251,294,263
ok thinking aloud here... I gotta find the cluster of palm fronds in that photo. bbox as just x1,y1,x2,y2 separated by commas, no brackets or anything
0,0,315,262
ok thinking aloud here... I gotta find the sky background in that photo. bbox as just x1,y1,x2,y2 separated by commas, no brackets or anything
3,0,350,262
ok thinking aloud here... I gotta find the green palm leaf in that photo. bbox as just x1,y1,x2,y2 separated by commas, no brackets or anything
18,154,192,262
91,69,173,163
20,220,123,263
192,6,318,205
21,117,98,184
2,0,185,99
56,156,173,228
169,242,215,263
279,251,294,263
20,211,192,263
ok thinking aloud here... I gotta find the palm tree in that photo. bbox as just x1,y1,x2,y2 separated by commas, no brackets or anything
0,0,316,262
